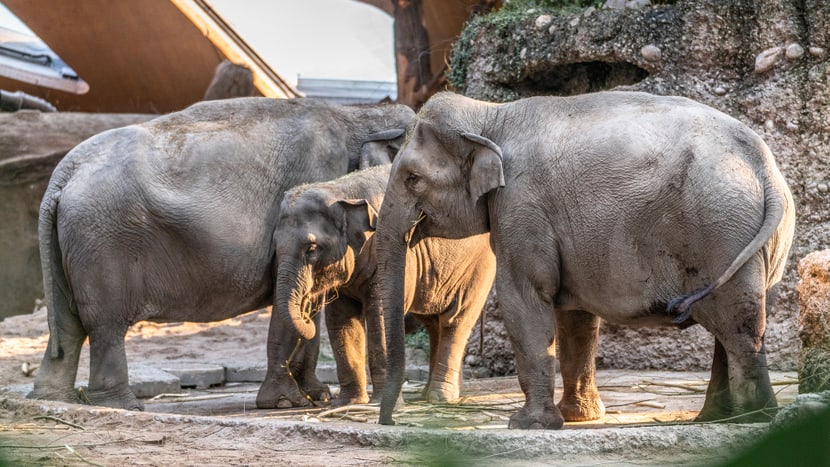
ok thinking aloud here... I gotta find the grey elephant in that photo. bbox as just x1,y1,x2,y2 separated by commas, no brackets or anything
375,91,795,429
256,164,496,408
31,96,414,410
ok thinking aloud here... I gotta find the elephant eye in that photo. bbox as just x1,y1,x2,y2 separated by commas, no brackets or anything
306,243,317,255
405,172,420,186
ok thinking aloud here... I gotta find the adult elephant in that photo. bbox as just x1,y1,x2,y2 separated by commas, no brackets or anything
256,164,495,408
30,97,413,410
376,91,795,429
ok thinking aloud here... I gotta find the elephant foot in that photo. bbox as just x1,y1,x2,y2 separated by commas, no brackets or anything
80,386,144,411
296,377,331,404
332,386,370,407
508,404,565,430
302,385,331,404
424,381,460,403
557,392,605,422
27,386,83,405
256,377,313,409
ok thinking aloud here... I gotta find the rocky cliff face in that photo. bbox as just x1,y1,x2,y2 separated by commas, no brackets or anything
459,0,830,371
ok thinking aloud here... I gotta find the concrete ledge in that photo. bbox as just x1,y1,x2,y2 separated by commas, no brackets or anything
0,395,768,462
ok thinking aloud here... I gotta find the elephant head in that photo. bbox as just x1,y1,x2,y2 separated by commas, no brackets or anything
357,129,406,170
275,189,378,341
375,93,504,424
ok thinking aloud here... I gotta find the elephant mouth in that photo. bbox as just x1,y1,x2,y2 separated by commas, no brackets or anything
403,210,427,246
300,290,336,320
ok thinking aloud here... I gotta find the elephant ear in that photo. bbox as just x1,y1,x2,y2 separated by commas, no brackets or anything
336,199,378,248
462,132,506,202
360,129,406,169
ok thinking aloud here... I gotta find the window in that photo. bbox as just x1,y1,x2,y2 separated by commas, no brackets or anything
0,3,88,94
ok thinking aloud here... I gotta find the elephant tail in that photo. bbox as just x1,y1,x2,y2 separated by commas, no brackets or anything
39,164,75,358
668,171,790,324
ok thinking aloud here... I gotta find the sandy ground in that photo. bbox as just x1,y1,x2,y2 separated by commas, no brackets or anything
0,304,799,466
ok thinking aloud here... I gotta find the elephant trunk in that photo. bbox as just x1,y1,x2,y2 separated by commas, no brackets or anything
276,261,317,341
376,197,414,425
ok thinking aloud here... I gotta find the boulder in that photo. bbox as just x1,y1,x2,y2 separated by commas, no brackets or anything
797,251,830,393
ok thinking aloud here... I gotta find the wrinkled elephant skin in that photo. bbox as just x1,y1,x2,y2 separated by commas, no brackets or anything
30,97,413,410
257,164,495,409
376,91,795,429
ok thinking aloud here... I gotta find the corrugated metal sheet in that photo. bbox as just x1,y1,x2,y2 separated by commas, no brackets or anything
297,77,396,105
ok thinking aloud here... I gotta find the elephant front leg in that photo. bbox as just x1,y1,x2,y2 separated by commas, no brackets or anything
425,303,482,403
364,294,388,402
257,309,316,409
556,309,605,421
326,298,370,407
499,280,562,429
414,315,441,400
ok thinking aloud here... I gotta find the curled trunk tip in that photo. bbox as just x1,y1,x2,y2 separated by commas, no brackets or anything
277,266,317,341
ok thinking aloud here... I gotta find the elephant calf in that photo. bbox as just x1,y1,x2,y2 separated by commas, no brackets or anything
31,97,413,410
256,164,496,408
376,91,795,429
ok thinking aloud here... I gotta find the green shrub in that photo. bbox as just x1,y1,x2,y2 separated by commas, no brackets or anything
405,326,430,351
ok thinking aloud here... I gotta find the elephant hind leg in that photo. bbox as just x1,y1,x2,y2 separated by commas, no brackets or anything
29,307,86,404
697,334,775,422
695,259,776,422
85,324,143,411
696,338,733,421
556,309,605,422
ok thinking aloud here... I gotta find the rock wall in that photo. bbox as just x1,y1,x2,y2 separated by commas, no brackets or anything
460,0,830,372
0,112,154,319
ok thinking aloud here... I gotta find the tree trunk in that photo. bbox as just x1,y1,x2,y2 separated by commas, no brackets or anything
392,0,434,109
389,0,502,109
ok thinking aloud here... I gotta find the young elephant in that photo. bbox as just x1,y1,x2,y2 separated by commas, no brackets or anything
376,91,795,429
255,164,496,408
31,97,413,410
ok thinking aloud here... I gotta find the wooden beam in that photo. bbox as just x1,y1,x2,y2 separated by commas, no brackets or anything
170,0,298,99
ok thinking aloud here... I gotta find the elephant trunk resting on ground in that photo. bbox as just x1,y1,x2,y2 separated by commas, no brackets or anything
256,164,496,408
375,91,795,429
31,96,413,410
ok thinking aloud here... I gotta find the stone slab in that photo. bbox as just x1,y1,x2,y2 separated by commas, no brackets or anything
0,383,32,398
157,362,225,389
129,364,181,398
222,362,267,382
0,365,181,400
